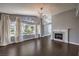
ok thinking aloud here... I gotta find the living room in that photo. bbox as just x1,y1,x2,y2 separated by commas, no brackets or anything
0,3,79,56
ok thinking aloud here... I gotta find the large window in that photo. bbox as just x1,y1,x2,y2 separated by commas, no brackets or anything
37,24,41,37
8,15,42,42
21,23,35,35
44,24,52,35
20,17,37,41
43,15,52,36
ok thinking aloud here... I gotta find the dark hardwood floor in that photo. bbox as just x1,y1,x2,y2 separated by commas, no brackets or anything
0,37,79,56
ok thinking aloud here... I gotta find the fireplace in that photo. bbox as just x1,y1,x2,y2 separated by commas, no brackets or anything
55,33,63,40
53,29,69,43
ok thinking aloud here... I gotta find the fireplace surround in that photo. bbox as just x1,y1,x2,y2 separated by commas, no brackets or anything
53,29,69,43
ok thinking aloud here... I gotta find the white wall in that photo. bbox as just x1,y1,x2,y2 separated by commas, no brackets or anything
52,9,79,44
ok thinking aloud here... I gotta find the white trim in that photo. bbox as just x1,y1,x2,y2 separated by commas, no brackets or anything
53,39,79,46
0,43,8,46
53,39,68,43
54,39,64,42
41,34,50,37
69,42,79,45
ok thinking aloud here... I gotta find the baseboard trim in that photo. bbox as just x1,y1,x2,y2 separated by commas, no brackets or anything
0,36,47,46
53,39,79,46
0,43,8,46
69,42,79,45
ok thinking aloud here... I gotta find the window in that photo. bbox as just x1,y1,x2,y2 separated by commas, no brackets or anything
21,23,35,35
43,15,52,36
10,22,16,36
20,17,37,40
9,17,16,43
37,24,41,37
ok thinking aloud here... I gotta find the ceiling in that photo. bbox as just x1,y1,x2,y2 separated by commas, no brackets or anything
0,3,77,16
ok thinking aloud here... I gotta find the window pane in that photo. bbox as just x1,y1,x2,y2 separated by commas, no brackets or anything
20,16,37,41
37,25,41,37
9,18,16,43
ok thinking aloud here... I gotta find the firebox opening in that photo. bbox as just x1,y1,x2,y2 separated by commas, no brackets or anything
55,33,63,40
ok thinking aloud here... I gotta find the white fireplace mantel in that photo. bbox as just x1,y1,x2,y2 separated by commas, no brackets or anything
53,29,69,43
